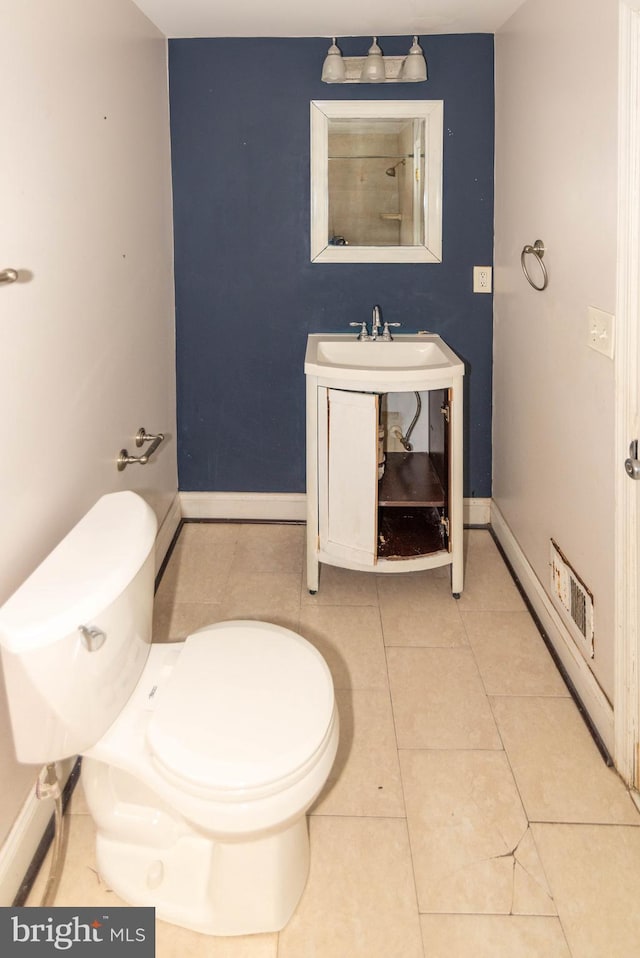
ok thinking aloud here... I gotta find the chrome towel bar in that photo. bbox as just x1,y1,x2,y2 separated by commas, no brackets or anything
521,239,548,291
117,427,165,471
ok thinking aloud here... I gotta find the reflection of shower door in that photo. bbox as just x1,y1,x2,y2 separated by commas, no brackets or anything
399,119,425,247
412,119,424,246
318,389,379,566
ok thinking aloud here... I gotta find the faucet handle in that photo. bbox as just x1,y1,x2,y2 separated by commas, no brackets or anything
381,322,401,341
350,321,371,341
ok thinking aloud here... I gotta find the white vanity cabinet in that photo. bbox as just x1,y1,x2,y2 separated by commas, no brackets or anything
305,334,465,596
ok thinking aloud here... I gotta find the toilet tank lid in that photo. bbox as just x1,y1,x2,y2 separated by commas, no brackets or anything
0,492,157,653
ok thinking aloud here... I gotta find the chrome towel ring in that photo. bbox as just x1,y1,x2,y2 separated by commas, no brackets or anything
521,239,548,291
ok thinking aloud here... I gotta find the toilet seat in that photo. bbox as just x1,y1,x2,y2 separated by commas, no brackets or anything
146,621,335,801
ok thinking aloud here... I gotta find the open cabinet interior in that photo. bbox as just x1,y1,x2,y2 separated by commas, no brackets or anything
378,389,450,559
319,386,452,567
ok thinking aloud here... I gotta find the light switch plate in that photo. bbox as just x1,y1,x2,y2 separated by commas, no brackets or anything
587,306,615,358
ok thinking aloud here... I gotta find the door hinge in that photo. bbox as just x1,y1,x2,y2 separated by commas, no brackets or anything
441,402,450,423
440,515,450,537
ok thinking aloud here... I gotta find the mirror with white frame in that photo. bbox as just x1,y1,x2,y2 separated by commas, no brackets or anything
310,100,443,264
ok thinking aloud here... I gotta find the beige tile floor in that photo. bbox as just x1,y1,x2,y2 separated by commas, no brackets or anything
27,524,640,957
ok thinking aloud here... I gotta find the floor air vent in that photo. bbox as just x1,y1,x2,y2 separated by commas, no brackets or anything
549,539,594,658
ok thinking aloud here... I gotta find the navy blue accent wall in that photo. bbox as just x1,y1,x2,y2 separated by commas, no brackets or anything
169,36,494,497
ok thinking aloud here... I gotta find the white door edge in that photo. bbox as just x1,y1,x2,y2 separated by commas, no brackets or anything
614,0,640,786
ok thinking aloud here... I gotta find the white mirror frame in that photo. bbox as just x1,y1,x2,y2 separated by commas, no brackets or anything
310,100,443,264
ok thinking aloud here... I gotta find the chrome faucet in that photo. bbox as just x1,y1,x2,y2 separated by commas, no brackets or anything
381,320,401,341
371,305,382,340
349,305,400,341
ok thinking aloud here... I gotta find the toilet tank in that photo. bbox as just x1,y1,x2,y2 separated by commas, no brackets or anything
0,491,157,764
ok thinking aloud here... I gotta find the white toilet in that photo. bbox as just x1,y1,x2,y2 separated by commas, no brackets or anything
0,491,338,936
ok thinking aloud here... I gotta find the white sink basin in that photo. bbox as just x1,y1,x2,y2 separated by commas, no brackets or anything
305,333,464,386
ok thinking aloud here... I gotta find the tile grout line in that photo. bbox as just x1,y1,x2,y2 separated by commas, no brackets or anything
375,573,428,957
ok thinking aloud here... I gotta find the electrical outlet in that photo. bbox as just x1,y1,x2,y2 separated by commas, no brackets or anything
587,306,614,359
473,266,492,293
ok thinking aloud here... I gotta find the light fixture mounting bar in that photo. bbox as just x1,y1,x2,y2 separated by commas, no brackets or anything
339,56,406,83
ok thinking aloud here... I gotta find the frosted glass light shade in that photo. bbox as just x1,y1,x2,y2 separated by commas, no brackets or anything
401,36,427,82
360,37,386,83
321,38,346,83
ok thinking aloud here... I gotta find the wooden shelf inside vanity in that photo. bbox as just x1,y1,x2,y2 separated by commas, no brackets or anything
377,453,446,560
378,452,445,507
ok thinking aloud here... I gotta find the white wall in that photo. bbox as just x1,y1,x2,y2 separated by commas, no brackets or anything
494,0,618,714
0,0,177,884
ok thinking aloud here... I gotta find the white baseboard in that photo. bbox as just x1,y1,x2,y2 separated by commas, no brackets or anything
491,501,614,755
180,492,307,522
180,492,491,526
465,497,491,526
0,759,73,906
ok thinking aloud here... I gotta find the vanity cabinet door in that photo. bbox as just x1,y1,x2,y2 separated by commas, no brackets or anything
318,388,379,566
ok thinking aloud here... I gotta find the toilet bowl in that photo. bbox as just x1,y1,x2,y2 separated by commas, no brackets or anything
0,492,338,936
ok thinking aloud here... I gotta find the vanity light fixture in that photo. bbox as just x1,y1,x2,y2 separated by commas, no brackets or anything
321,37,346,83
320,35,428,84
400,36,428,82
360,37,386,83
